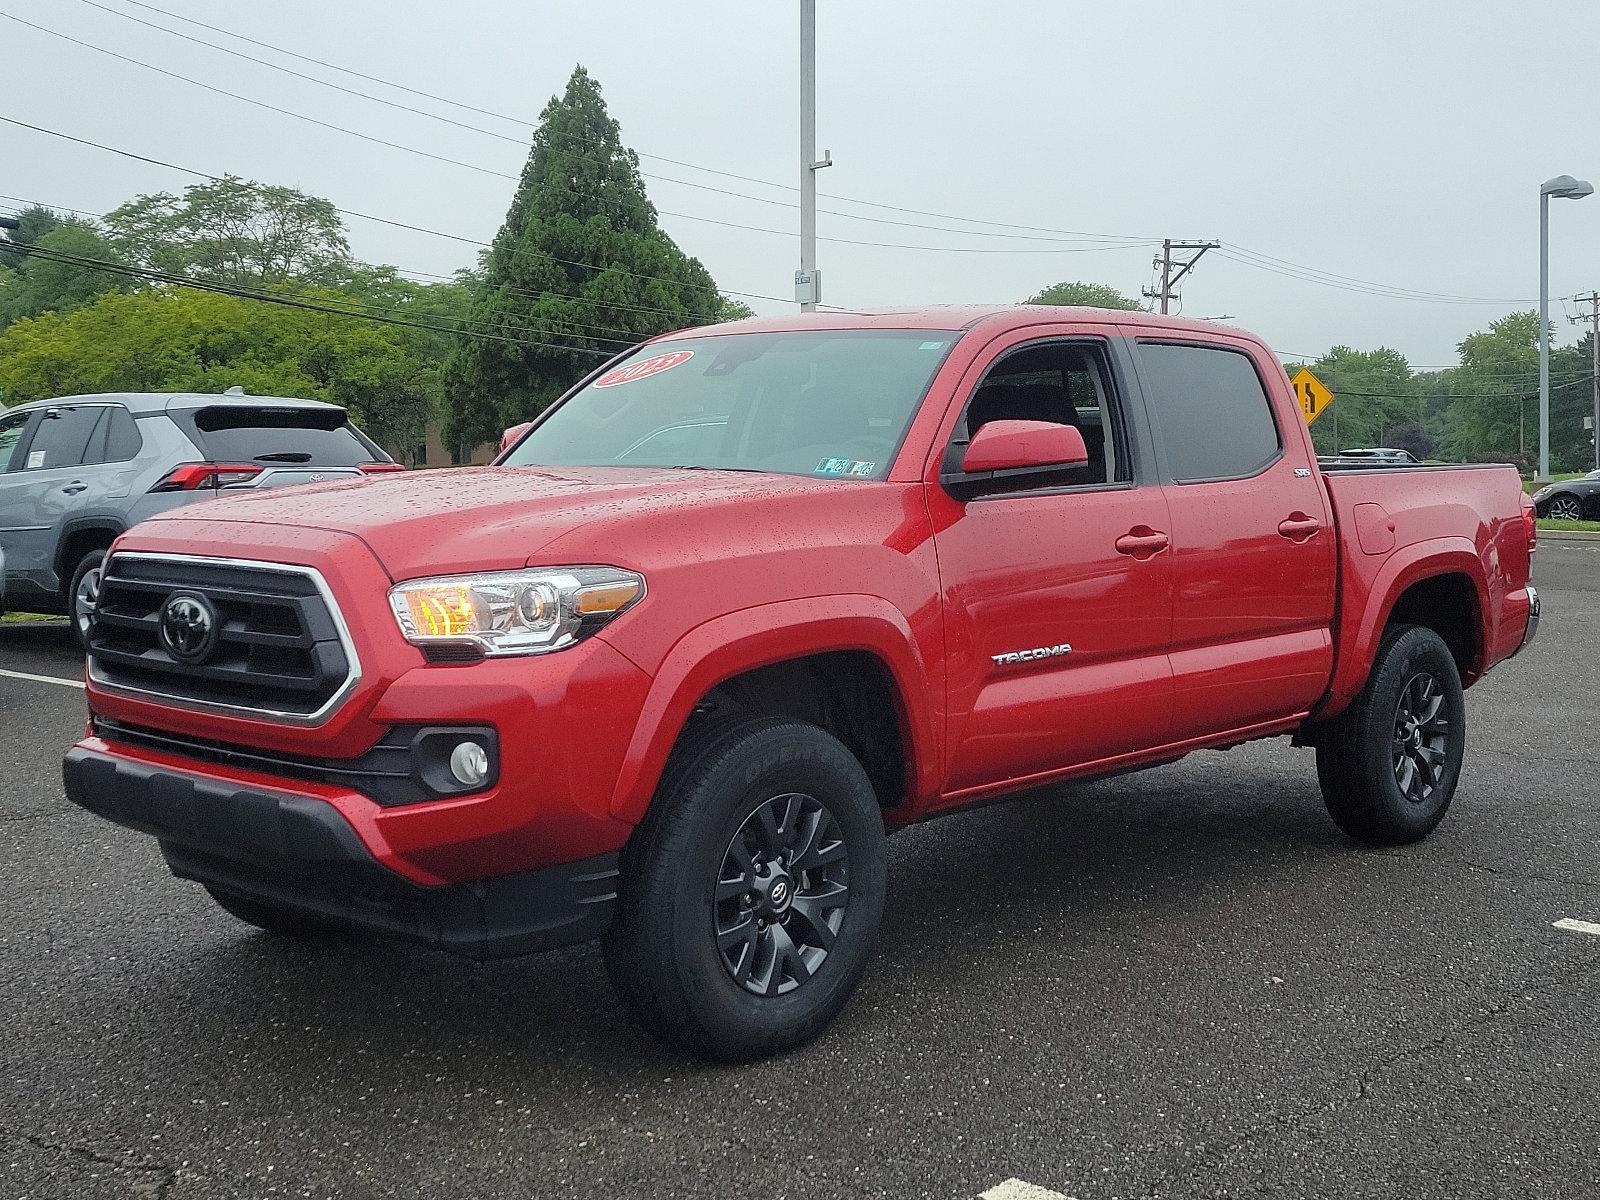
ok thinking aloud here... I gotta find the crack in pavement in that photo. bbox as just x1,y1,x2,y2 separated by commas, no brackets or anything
1141,955,1600,1198
1,1122,178,1197
0,807,71,825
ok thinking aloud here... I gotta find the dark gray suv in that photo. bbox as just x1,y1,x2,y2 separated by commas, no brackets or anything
0,390,400,647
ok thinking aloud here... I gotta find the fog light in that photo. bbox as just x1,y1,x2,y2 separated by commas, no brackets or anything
448,740,490,787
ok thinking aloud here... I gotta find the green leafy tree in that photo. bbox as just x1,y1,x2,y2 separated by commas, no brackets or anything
1026,281,1143,310
1295,346,1419,455
0,204,63,270
104,176,350,289
444,66,724,449
0,220,133,327
0,287,432,452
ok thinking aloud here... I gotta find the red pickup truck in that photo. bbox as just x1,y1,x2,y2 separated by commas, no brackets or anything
64,307,1539,1061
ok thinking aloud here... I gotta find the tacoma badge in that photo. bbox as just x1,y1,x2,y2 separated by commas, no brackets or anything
992,643,1072,667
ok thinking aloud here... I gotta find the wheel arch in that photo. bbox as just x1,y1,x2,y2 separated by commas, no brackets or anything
1318,540,1491,720
606,596,941,827
54,519,123,597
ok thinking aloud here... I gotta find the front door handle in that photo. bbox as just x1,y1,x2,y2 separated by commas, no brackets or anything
1278,513,1321,541
60,482,87,495
1114,527,1170,558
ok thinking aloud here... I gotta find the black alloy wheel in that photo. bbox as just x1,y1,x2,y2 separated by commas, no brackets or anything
1547,495,1584,521
714,792,850,997
1392,671,1450,805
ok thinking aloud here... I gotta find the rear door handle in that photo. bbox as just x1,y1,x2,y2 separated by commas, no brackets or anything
60,482,87,495
1114,528,1170,558
1278,514,1321,541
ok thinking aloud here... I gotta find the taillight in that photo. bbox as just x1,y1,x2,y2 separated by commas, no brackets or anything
358,462,406,474
149,463,264,492
1522,493,1537,554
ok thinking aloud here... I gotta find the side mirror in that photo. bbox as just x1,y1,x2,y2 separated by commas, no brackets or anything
946,420,1091,498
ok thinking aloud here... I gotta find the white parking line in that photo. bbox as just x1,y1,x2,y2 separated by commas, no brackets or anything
981,1181,1074,1200
1554,918,1600,937
0,667,85,690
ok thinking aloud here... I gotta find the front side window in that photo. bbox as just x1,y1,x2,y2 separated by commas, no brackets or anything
20,405,104,471
1137,343,1281,482
0,411,31,474
955,341,1127,488
504,330,956,480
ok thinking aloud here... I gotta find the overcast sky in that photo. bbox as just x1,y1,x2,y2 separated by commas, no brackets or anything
4,0,1598,366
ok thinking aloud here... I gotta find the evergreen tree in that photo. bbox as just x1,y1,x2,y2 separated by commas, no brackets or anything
444,66,724,448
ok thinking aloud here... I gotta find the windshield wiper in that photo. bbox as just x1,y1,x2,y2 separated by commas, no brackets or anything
665,464,768,474
253,452,314,463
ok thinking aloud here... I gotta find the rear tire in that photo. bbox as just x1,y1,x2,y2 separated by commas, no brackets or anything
1314,624,1466,845
67,549,106,652
602,718,886,1062
204,886,332,937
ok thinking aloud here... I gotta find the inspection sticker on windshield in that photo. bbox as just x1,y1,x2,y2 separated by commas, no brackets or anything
593,349,694,388
815,457,876,477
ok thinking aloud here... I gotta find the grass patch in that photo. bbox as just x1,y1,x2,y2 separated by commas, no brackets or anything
0,611,63,623
1537,517,1600,532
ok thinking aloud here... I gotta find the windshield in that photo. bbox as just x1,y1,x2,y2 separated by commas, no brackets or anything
503,330,956,480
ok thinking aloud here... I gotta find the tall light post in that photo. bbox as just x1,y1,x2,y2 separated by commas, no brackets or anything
1539,174,1593,480
796,0,830,313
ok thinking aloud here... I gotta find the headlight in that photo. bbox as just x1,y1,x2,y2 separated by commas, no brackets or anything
1532,487,1552,501
389,566,644,658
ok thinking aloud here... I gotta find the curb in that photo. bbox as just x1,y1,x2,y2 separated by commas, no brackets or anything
1539,528,1600,542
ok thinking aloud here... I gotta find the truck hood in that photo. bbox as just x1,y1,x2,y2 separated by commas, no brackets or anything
146,465,858,579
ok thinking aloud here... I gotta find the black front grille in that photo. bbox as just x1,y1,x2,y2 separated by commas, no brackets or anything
89,554,354,720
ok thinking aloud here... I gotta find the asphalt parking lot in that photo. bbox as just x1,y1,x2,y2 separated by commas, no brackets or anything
2,542,1597,1200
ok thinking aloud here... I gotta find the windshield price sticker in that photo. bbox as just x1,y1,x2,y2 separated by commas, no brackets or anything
593,350,694,389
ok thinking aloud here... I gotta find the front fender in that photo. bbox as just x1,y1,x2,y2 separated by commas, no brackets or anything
604,595,941,826
1318,537,1490,719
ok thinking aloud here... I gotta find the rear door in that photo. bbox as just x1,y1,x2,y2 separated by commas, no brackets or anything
0,403,107,594
0,406,41,594
1130,336,1337,739
927,326,1175,801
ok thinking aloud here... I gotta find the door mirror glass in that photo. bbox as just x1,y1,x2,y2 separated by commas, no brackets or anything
961,419,1089,474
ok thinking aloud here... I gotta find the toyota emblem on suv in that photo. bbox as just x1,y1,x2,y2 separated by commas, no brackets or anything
159,593,219,663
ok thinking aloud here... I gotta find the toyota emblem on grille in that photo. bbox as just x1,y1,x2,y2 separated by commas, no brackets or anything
159,592,219,663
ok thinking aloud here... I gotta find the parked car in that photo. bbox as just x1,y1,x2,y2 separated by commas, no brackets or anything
0,391,401,647
63,309,1538,1061
1531,469,1600,521
1330,447,1421,465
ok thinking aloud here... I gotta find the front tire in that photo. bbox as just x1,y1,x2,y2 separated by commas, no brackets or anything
67,549,105,652
602,718,886,1062
1314,624,1466,845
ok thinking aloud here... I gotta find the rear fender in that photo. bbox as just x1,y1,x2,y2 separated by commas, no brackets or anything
1319,537,1489,718
605,595,940,826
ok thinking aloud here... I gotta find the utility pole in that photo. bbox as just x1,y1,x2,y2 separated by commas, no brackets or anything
796,0,831,313
1569,291,1600,471
1142,239,1219,314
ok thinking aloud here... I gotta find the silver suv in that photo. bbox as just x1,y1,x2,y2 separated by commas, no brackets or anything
0,391,400,647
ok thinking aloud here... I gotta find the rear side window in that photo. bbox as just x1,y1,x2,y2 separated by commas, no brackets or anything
83,406,144,465
1137,343,1281,482
174,405,379,466
21,405,104,470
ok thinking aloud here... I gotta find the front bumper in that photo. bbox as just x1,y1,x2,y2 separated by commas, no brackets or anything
63,744,619,959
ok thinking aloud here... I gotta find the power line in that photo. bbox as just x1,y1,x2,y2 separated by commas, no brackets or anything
1219,245,1535,306
102,0,1160,244
0,115,798,311
64,0,1151,248
1,14,1149,257
3,240,622,356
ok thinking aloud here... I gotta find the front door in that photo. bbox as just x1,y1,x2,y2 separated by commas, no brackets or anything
928,331,1175,801
0,404,106,596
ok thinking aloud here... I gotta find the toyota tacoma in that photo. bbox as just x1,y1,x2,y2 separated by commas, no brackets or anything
63,308,1539,1060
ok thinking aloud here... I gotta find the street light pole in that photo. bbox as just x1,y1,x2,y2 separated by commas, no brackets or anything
796,0,830,313
1538,174,1593,480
